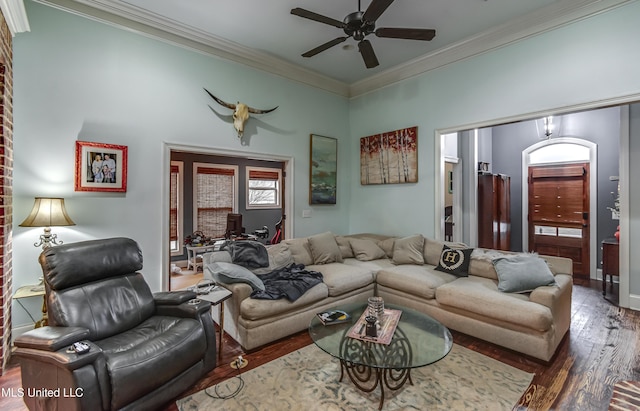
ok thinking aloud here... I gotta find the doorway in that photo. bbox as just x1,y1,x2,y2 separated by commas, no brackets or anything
522,137,597,279
163,143,294,291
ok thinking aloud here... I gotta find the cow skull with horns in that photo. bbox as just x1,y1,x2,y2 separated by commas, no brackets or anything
204,88,278,138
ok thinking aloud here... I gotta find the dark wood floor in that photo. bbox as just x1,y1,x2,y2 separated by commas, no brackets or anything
0,279,636,411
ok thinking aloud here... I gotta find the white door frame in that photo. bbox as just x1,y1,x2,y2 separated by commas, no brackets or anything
521,137,597,279
161,142,294,291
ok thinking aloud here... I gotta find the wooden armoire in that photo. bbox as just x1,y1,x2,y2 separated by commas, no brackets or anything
478,173,511,250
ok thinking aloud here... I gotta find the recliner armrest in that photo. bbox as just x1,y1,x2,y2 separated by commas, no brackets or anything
154,290,197,305
15,326,90,352
155,298,212,319
15,340,103,371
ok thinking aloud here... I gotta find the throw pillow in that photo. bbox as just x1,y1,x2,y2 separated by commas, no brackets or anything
205,262,265,291
493,254,557,293
251,243,294,275
423,238,468,266
202,250,232,266
282,238,314,266
392,235,425,265
349,238,387,261
335,236,354,259
307,231,343,265
377,238,396,258
434,245,473,277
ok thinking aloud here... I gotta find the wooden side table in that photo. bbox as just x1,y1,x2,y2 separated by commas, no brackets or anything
602,238,619,296
13,283,47,328
179,284,232,359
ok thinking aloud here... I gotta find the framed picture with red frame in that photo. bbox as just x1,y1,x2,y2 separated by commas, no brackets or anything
75,141,128,192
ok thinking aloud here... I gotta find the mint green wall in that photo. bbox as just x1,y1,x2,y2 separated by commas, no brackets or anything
11,0,350,309
11,0,640,328
349,2,640,236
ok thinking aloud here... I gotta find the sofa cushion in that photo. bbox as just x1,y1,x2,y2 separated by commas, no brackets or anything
240,282,329,321
376,265,458,300
308,232,343,265
493,254,557,293
468,249,512,280
307,262,375,297
434,246,473,277
342,257,395,273
251,243,295,275
349,238,387,261
282,238,314,266
335,236,355,258
392,235,425,265
206,262,265,291
377,238,396,258
435,276,553,332
423,238,468,266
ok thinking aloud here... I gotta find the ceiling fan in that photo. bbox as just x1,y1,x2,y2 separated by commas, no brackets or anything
291,0,436,69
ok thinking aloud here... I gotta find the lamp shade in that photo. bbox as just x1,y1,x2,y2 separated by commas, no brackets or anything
19,197,76,228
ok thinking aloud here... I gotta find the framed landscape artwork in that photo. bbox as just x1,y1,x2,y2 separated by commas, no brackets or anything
360,126,418,185
75,141,128,192
309,134,337,205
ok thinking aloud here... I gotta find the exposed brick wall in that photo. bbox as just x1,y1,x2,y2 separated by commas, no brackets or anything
0,10,13,375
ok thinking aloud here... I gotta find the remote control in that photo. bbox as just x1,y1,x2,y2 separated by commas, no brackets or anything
72,341,90,354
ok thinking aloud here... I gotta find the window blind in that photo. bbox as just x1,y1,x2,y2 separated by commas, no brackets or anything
169,165,179,242
196,166,235,237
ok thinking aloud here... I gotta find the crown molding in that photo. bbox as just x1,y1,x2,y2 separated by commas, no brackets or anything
34,0,632,98
34,0,350,97
0,0,30,35
349,0,633,97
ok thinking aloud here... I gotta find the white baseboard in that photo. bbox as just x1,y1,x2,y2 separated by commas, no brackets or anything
628,294,640,311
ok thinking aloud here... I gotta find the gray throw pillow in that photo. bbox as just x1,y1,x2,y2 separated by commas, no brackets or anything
308,231,343,264
392,235,425,265
493,254,557,293
377,238,396,258
251,243,295,275
202,251,232,265
205,262,265,291
335,236,355,259
349,238,387,261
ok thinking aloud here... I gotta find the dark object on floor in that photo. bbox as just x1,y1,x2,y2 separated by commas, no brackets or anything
14,237,217,411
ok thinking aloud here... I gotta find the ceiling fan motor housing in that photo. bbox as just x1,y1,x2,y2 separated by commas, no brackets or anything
343,11,375,41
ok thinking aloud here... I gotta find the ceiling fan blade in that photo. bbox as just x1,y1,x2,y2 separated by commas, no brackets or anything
363,0,395,23
302,37,348,58
358,39,379,69
375,27,436,41
291,8,345,28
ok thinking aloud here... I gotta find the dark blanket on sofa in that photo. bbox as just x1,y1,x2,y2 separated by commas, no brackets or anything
222,240,269,268
251,263,323,302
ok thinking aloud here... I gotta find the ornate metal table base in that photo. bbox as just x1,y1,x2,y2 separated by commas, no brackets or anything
339,327,413,410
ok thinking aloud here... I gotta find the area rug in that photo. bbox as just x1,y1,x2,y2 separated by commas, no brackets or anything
177,343,533,411
608,381,640,410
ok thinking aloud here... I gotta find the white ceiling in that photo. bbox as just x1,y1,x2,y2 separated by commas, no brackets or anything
36,0,622,96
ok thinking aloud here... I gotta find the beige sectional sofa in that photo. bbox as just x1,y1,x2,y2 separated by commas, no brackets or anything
204,232,572,362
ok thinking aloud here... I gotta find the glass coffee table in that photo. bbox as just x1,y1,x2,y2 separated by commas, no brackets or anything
309,302,453,410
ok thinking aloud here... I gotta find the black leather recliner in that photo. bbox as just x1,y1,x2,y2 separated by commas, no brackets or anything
14,238,217,411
